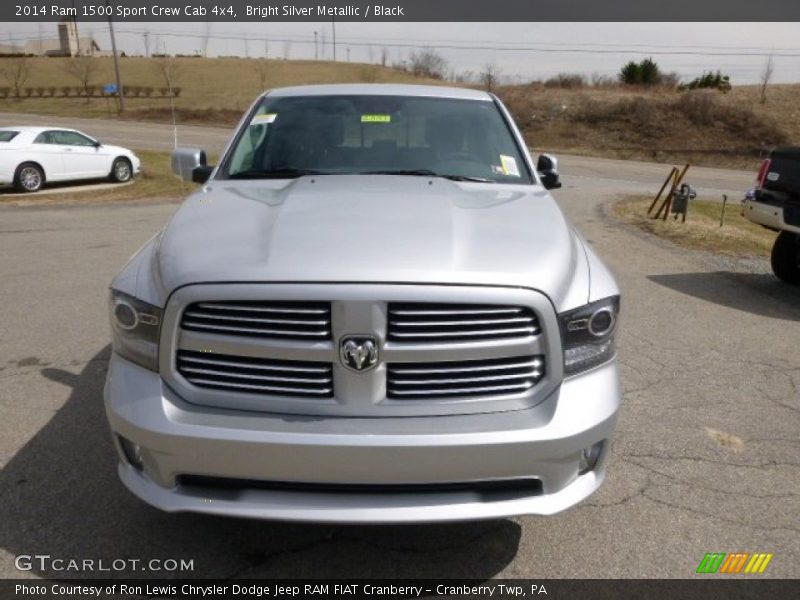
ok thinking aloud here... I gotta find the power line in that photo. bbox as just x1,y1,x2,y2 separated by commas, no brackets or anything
107,28,800,58
107,26,800,53
5,27,800,59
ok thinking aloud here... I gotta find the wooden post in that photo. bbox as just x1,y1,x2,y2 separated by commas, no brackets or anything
654,163,690,220
648,166,678,215
720,194,728,227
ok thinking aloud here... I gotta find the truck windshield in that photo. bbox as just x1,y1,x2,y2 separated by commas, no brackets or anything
222,95,531,184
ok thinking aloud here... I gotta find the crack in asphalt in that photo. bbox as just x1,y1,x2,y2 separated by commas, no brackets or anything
621,456,799,500
621,451,799,470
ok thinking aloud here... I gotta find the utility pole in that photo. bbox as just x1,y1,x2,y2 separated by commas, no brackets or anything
314,31,318,60
346,47,350,62
143,32,150,57
72,0,80,55
106,0,124,112
332,17,336,61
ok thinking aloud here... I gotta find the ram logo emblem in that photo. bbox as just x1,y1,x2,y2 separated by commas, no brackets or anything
340,336,379,372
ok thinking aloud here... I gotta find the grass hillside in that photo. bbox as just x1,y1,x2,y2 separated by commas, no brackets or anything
0,56,441,121
0,56,797,170
500,83,797,169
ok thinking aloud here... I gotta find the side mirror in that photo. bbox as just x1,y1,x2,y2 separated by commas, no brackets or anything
93,141,102,148
171,147,213,184
536,153,561,190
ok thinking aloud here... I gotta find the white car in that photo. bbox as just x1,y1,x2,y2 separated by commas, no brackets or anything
0,126,141,193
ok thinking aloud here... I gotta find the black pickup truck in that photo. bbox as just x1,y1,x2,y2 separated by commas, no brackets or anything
743,146,800,283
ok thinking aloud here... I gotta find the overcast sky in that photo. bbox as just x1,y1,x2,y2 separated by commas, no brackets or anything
4,22,800,84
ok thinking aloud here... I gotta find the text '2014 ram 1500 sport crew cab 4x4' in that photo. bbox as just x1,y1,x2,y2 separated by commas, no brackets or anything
104,84,621,523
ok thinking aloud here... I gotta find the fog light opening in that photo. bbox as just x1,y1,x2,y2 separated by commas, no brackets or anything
578,441,605,475
119,436,144,470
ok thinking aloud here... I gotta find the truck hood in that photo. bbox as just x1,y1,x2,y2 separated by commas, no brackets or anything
155,176,587,306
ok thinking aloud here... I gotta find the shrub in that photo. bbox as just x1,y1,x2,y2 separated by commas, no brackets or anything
679,90,716,125
172,87,182,98
24,87,34,97
590,73,617,88
61,86,71,96
142,87,154,96
0,87,8,98
544,73,586,89
408,48,447,79
680,70,731,93
48,87,57,96
35,87,45,97
619,58,662,86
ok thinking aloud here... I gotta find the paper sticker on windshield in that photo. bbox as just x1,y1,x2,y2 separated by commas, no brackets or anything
361,114,391,123
252,113,277,125
499,155,520,177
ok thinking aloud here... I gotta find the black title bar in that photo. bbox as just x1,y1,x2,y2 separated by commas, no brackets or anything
5,0,800,22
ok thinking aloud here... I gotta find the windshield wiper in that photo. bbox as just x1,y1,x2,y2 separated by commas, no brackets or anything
360,169,439,177
441,174,495,183
360,169,495,183
228,168,327,179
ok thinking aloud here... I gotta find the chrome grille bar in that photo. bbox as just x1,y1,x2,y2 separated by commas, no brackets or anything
180,301,332,341
387,303,539,343
177,350,334,398
387,355,545,400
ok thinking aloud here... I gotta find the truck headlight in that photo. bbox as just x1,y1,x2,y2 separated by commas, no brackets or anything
559,295,620,376
109,289,162,372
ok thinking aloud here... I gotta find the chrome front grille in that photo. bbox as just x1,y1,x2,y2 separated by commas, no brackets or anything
387,355,545,399
387,303,540,343
177,350,334,397
166,284,556,417
180,301,331,341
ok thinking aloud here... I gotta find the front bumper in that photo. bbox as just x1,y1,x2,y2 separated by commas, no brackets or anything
743,198,800,234
104,354,621,523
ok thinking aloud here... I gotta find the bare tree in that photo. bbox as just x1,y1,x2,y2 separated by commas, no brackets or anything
367,45,374,63
759,54,774,105
282,41,292,60
2,57,29,98
202,23,212,57
67,56,98,101
454,70,474,85
153,55,180,94
380,46,389,67
408,47,447,79
479,62,502,92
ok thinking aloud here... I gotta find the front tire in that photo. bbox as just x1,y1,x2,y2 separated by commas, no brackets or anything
110,157,133,183
14,163,44,193
771,231,800,285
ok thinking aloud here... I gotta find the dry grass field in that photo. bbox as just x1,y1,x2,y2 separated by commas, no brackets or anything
613,195,777,257
0,56,797,170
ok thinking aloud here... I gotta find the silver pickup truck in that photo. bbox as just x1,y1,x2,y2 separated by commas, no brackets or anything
104,84,621,523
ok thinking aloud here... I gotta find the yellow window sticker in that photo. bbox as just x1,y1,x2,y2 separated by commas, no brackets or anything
499,155,521,177
252,113,278,124
361,114,392,123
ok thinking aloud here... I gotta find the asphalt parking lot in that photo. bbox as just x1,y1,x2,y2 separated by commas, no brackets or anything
0,136,798,579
